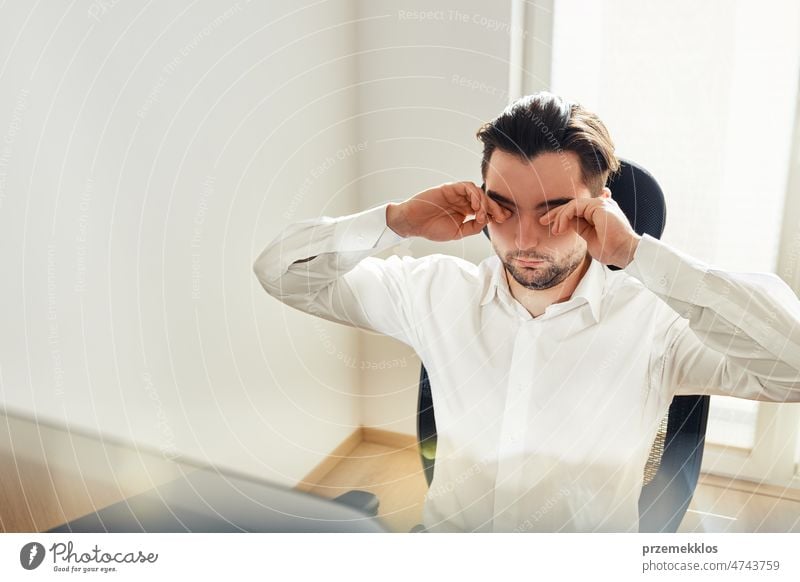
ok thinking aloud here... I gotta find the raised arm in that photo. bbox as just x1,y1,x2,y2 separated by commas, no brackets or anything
536,193,800,403
623,234,800,402
252,181,508,347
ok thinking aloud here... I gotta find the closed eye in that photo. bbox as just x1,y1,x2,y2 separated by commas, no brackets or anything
543,202,566,212
487,193,516,214
487,191,572,216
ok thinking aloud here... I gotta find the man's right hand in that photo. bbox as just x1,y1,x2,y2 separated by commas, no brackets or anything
385,181,510,241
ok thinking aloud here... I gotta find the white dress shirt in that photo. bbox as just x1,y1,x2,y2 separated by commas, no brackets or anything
252,201,800,532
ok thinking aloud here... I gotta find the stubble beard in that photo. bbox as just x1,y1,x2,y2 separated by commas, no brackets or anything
499,244,587,290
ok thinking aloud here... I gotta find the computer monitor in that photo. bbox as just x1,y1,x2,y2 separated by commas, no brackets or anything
47,467,388,533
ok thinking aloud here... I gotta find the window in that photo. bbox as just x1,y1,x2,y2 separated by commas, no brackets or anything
548,0,800,486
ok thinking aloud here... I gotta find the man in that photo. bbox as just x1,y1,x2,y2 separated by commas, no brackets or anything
253,92,800,532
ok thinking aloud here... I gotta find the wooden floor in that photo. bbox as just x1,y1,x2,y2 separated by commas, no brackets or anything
1,410,798,533
679,474,800,533
304,441,429,533
304,440,800,533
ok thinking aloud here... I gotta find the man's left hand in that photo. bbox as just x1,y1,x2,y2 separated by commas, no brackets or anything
539,188,641,268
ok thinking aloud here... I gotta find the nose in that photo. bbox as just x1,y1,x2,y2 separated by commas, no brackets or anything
514,211,550,251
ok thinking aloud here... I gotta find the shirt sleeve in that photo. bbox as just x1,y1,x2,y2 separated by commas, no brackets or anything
252,201,424,348
623,233,800,402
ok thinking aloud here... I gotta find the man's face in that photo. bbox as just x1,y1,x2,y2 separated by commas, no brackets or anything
485,149,594,290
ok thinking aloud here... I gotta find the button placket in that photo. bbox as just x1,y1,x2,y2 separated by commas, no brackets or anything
492,321,537,529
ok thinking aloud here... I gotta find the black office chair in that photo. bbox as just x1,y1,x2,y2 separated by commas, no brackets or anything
415,159,710,533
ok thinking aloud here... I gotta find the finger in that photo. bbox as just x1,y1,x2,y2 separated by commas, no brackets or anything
457,216,486,238
543,207,558,233
539,202,567,225
471,182,509,223
476,184,509,222
446,182,475,213
463,184,484,220
550,205,574,235
470,184,487,222
550,208,567,235
468,188,479,213
488,198,509,222
473,184,490,223
553,202,573,233
542,204,566,234
546,198,598,233
558,208,573,234
575,216,591,236
441,183,473,214
569,198,601,225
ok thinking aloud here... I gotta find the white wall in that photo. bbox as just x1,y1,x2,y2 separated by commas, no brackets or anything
6,1,797,489
0,0,365,486
354,0,515,434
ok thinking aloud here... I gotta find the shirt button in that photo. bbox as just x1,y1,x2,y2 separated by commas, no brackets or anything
657,275,668,288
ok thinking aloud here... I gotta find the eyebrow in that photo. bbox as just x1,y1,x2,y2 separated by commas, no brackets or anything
485,188,574,211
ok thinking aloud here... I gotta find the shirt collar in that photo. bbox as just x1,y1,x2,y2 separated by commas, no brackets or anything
479,254,607,323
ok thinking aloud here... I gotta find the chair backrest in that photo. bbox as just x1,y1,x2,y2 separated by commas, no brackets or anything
416,159,710,532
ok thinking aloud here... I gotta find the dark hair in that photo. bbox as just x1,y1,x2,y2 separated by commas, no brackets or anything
476,92,620,196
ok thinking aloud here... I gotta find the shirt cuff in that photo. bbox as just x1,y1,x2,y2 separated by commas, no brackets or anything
376,225,408,248
332,201,407,252
622,233,709,304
